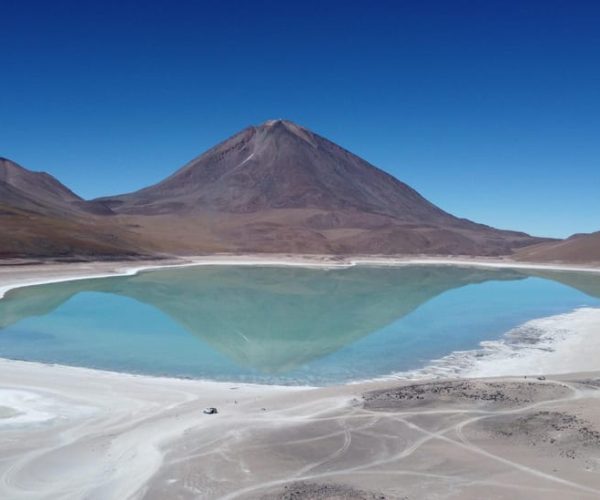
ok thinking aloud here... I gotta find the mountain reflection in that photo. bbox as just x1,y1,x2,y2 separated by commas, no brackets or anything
0,265,548,373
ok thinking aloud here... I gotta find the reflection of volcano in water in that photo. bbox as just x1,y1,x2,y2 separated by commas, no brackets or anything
3,265,598,374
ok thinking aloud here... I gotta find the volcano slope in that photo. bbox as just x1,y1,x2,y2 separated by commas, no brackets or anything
97,119,546,255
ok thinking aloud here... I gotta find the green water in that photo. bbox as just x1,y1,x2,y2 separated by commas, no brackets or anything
0,265,599,385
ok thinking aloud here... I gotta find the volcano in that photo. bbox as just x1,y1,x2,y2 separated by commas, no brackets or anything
97,119,545,255
2,120,551,258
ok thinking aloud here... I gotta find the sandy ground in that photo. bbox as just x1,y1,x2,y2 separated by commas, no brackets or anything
1,256,600,499
2,360,600,499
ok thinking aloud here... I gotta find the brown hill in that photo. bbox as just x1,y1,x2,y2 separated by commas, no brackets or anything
515,231,600,264
0,158,144,259
97,120,546,255
0,158,114,216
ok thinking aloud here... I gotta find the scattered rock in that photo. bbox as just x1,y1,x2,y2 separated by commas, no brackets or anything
481,410,600,467
261,481,390,499
363,380,572,411
573,378,600,389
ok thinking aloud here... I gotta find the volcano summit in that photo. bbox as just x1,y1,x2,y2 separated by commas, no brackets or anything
3,120,548,257
94,120,544,256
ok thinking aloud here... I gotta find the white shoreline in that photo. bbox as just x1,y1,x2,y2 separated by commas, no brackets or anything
5,300,600,430
2,254,600,301
2,257,600,498
388,307,600,380
1,255,600,389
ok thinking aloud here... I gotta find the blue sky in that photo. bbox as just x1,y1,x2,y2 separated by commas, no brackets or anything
1,0,598,238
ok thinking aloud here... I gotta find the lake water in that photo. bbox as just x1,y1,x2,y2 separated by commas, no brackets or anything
1,265,599,385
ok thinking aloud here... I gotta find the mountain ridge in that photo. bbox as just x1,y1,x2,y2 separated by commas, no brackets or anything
0,158,147,258
1,120,555,258
92,119,543,255
0,158,114,216
515,231,600,264
98,120,468,221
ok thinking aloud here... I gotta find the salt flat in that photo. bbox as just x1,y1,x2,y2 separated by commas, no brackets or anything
2,359,600,499
1,256,600,499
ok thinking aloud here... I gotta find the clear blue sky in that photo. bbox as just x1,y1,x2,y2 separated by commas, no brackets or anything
1,1,598,238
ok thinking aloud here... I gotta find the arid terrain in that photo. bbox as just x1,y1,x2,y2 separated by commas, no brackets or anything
515,232,600,264
1,122,599,499
1,120,566,259
2,358,600,500
2,2,597,499
0,158,150,258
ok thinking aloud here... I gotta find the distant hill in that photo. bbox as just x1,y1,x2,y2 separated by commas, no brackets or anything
0,158,143,258
515,231,600,264
0,158,114,217
95,119,546,256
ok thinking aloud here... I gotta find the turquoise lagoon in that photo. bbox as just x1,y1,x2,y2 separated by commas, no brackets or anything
0,265,599,385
